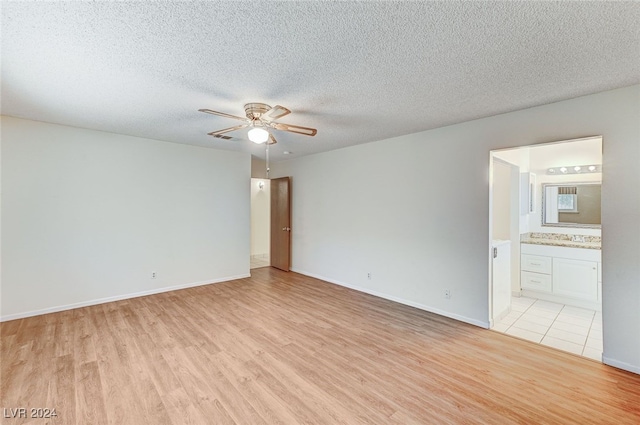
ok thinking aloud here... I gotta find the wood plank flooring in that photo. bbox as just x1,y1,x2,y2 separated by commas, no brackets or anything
2,267,639,424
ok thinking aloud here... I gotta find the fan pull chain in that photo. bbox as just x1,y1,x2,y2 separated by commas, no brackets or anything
266,138,270,179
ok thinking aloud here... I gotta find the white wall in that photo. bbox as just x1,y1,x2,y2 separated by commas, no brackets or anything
492,160,512,240
491,149,531,234
493,149,530,173
251,157,267,179
250,178,270,257
272,85,640,374
1,116,251,320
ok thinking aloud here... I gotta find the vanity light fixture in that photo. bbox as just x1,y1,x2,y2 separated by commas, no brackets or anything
547,164,601,175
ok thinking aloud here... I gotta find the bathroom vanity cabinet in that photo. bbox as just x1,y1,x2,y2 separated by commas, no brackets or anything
520,243,601,310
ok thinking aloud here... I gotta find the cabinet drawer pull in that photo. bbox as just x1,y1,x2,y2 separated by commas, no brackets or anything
531,279,541,283
530,262,541,266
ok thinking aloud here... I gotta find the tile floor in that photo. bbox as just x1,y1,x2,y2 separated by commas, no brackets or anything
492,296,602,361
250,255,270,269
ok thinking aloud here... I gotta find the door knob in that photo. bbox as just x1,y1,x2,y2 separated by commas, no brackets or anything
282,227,290,231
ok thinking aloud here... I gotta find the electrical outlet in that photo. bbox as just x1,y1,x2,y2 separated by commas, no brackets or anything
444,289,451,299
151,272,157,279
367,272,371,280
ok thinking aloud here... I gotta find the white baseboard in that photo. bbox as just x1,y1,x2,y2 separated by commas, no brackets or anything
0,273,250,322
292,269,490,329
602,356,640,375
492,306,511,324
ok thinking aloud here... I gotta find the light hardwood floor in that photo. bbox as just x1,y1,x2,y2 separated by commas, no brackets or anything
2,268,639,424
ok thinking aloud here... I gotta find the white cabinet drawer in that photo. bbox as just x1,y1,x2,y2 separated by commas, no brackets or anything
521,254,552,274
521,271,552,292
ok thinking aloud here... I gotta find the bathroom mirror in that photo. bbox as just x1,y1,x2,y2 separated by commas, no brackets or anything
542,183,601,228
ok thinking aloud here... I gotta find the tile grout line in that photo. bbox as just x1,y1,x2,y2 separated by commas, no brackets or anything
554,305,596,354
583,311,599,357
581,312,594,355
504,298,533,333
499,297,601,361
505,298,537,336
537,300,561,344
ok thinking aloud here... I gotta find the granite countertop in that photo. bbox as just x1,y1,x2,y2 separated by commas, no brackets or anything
520,232,601,250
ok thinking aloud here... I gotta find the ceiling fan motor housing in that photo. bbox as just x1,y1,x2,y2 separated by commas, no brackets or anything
244,103,272,120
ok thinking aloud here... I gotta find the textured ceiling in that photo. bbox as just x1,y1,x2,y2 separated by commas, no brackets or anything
2,2,639,161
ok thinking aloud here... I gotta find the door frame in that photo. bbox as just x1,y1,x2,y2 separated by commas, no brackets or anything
489,156,521,326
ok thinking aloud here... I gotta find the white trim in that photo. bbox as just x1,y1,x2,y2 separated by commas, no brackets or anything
292,269,490,329
602,356,640,375
0,274,250,322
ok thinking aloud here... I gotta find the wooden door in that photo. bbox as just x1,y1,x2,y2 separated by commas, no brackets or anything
270,177,291,271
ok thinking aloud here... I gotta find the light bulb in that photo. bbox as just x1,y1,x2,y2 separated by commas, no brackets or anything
588,165,596,172
248,128,269,144
560,167,567,173
574,166,581,172
548,168,555,174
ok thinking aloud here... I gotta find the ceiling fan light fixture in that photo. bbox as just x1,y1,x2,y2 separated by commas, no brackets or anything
248,127,269,144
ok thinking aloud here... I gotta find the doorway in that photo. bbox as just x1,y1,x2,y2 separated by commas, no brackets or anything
250,176,292,271
489,136,603,361
250,178,270,269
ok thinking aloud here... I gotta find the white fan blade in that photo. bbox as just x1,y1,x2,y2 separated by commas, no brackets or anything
272,122,317,136
261,105,291,122
267,134,278,145
207,123,248,136
199,108,249,122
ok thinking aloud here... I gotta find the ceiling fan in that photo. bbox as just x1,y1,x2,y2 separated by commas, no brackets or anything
199,103,317,145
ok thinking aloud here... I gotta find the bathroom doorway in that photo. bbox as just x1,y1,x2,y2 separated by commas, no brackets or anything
489,136,603,361
250,178,271,269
